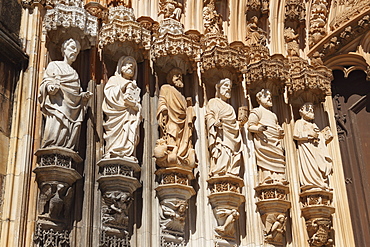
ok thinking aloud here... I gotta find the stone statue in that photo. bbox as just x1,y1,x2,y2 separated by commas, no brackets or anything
206,78,246,177
214,207,240,237
102,56,142,160
38,38,92,151
203,1,223,35
154,68,196,168
159,199,188,232
293,102,333,190
245,16,266,46
264,214,286,244
248,89,287,185
284,27,300,57
159,0,182,21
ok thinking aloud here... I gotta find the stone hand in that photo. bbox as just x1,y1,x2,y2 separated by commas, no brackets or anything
258,125,268,132
214,120,222,128
47,83,60,95
81,91,93,101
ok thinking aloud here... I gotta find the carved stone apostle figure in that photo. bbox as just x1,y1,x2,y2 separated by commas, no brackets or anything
245,16,266,46
248,89,287,185
206,78,246,177
38,38,92,151
293,102,333,190
102,56,142,159
154,68,196,168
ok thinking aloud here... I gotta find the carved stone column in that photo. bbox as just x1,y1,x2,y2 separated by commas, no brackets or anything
97,158,141,246
300,190,335,246
33,148,82,247
255,184,291,247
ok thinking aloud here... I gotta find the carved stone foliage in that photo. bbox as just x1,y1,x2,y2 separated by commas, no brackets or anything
22,0,53,9
97,158,141,245
43,3,98,49
33,148,82,246
309,0,329,47
286,57,332,105
300,190,335,247
99,5,151,62
255,184,291,247
285,0,306,23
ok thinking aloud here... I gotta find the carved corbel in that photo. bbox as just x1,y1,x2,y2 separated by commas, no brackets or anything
255,185,291,247
33,148,83,247
208,176,245,246
300,190,335,247
97,158,141,246
155,168,196,246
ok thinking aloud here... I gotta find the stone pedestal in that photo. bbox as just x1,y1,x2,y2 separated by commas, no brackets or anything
97,157,141,246
255,184,291,247
300,189,335,247
156,167,195,247
208,176,245,246
33,147,83,247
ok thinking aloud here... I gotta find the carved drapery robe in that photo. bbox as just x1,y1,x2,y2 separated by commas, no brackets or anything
38,61,86,150
248,106,285,174
206,98,242,177
103,75,141,159
293,119,333,189
156,84,196,167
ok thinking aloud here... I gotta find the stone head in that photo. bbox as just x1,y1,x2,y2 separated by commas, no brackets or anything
256,89,272,108
167,68,183,88
215,78,232,101
61,38,81,64
116,56,137,80
299,102,315,121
